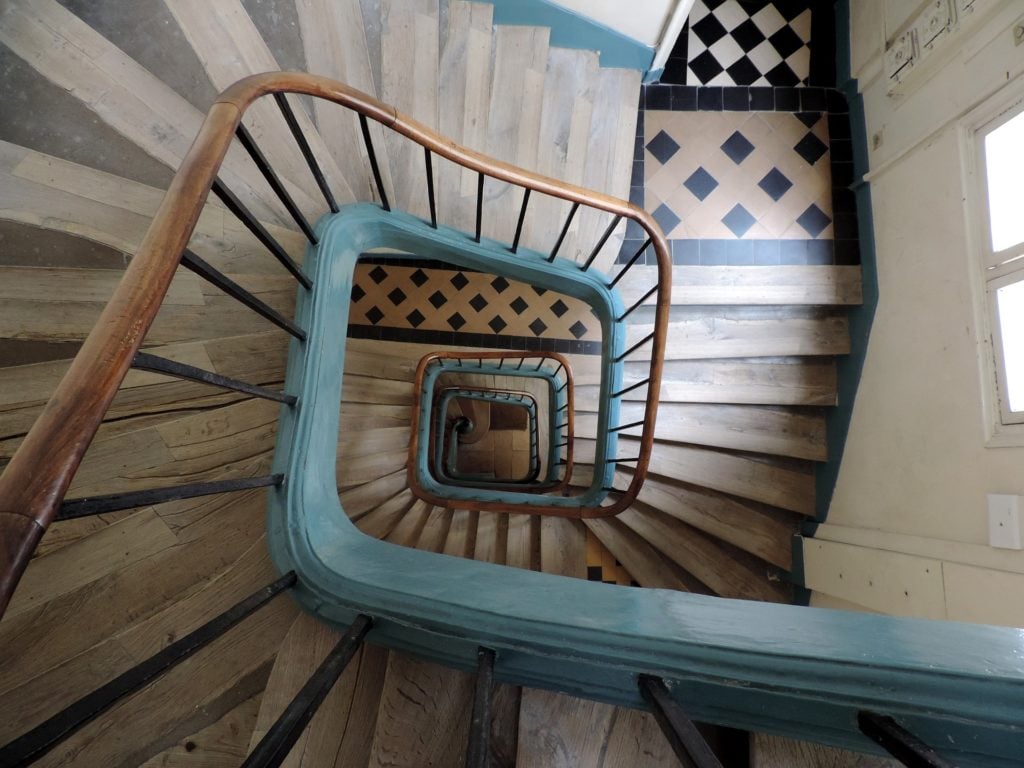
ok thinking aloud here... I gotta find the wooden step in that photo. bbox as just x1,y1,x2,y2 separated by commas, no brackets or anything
627,312,851,361
0,0,289,225
619,505,790,602
584,517,708,593
163,0,355,213
576,402,827,461
295,0,384,203
620,265,864,306
380,0,440,219
366,651,474,767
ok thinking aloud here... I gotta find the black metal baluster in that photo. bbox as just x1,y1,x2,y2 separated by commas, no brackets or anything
358,114,390,211
234,123,317,242
609,237,652,289
58,475,285,520
423,148,438,228
615,332,656,363
211,180,312,289
618,284,659,322
181,250,307,340
0,573,298,767
475,172,484,243
606,457,640,463
273,92,338,213
612,378,650,398
242,615,373,768
638,675,724,768
857,712,954,768
464,647,495,768
609,419,645,433
132,351,295,403
582,215,623,271
510,189,530,253
547,202,580,262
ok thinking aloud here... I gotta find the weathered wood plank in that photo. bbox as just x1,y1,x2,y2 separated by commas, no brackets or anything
516,688,616,768
340,470,408,519
620,265,864,306
384,500,431,548
355,489,415,539
0,0,287,223
414,506,451,553
539,517,586,578
5,509,177,618
583,518,697,593
600,708,677,767
619,506,789,602
367,653,474,768
577,402,827,461
442,509,476,559
627,315,850,360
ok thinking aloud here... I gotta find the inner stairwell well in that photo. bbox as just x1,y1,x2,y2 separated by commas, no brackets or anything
0,1,1021,767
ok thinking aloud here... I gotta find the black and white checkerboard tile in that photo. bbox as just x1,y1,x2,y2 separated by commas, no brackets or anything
687,0,812,86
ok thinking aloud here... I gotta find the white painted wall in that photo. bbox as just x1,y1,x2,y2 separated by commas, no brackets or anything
546,0,677,46
804,0,1024,627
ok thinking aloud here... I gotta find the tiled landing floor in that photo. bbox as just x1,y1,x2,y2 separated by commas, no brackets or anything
644,110,833,265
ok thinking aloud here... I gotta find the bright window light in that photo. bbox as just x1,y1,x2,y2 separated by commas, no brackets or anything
984,110,1024,253
995,279,1024,412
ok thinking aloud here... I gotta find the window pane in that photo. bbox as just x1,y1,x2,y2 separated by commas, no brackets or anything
995,279,1024,412
985,109,1024,253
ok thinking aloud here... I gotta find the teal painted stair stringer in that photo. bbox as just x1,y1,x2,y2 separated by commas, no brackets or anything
268,203,1024,767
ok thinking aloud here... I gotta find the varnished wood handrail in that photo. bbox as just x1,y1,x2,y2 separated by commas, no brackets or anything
0,72,669,616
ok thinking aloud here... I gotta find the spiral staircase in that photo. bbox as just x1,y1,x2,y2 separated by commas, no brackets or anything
1,1,1022,767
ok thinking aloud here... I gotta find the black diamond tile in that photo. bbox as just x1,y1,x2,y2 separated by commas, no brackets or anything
532,286,547,296
406,309,425,328
469,293,488,312
721,131,755,164
652,203,681,235
720,132,753,166
793,132,828,165
450,272,469,290
692,13,728,46
569,321,587,339
722,204,756,238
428,290,447,309
689,51,725,84
510,296,528,315
758,167,793,201
684,167,719,201
765,61,800,87
447,311,466,331
350,284,365,303
775,0,808,22
796,204,832,238
732,18,766,51
768,25,805,59
365,305,384,325
488,315,508,333
795,111,822,128
528,318,548,336
490,276,509,293
368,265,388,284
727,57,761,87
409,268,429,287
645,129,680,165
387,286,406,306
550,299,569,318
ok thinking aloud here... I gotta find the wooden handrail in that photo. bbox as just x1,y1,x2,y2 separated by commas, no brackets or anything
0,72,669,616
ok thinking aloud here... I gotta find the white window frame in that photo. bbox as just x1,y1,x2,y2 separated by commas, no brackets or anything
961,79,1024,446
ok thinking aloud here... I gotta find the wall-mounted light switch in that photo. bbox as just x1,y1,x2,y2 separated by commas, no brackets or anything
987,494,1023,550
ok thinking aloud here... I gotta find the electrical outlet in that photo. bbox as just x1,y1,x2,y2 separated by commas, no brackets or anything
988,494,1023,550
916,0,954,51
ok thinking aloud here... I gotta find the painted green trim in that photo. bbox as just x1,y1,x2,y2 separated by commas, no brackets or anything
810,0,879,536
479,0,654,72
268,203,1024,767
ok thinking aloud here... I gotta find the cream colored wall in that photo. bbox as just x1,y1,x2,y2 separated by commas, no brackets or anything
546,0,677,46
803,0,1024,626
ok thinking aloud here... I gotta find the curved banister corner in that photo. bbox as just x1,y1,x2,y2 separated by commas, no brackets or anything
0,71,669,617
